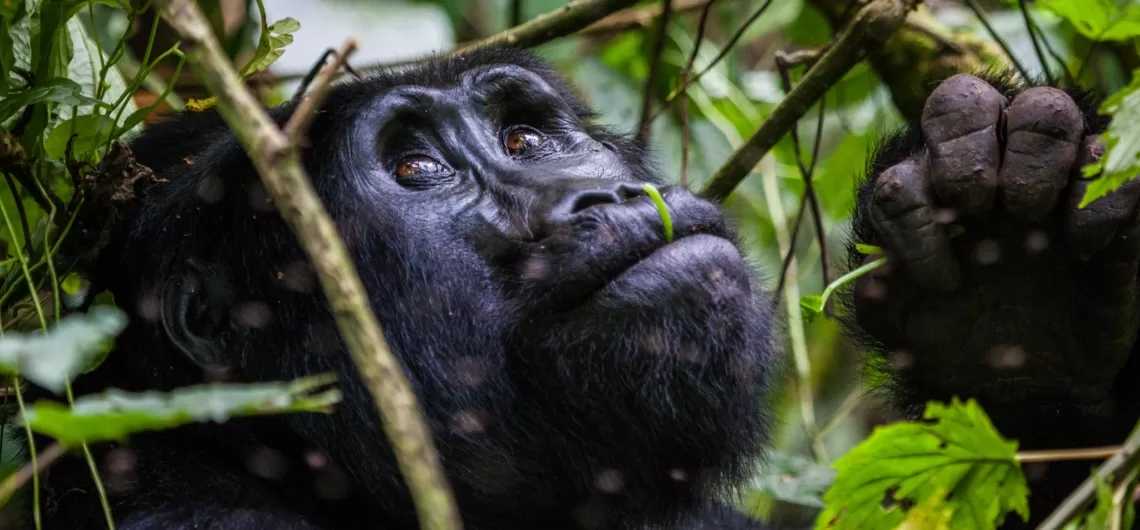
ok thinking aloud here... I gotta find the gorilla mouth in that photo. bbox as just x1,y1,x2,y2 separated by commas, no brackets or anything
600,233,751,297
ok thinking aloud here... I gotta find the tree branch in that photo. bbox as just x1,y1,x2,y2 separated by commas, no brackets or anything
580,0,712,36
700,0,921,201
284,39,359,146
460,0,640,50
636,0,674,143
809,0,1012,121
1039,422,1140,530
153,2,461,529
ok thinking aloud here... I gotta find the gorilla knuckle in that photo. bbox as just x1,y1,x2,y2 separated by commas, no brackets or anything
921,73,1006,143
1006,87,1083,142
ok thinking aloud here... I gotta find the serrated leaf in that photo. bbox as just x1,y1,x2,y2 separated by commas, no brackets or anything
239,0,299,78
1038,0,1140,42
748,452,836,509
815,398,1029,530
20,374,342,444
44,112,115,159
1080,70,1140,207
896,488,953,530
0,78,100,122
0,306,126,393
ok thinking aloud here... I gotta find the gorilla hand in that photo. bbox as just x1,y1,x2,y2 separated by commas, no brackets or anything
852,74,1140,420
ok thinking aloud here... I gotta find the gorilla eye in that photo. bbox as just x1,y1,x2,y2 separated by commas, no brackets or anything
504,128,547,157
395,155,449,179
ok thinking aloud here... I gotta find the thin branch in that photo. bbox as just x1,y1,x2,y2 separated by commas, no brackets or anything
510,0,525,27
1020,1,1076,86
637,0,675,143
647,0,776,125
678,0,718,187
153,2,461,530
1017,445,1122,463
461,0,640,50
1017,0,1054,85
580,0,713,36
285,39,359,146
0,442,67,503
775,55,832,291
964,0,1032,83
700,0,920,201
1039,422,1140,530
292,47,363,101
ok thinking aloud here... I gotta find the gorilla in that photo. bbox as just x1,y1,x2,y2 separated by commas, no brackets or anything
20,46,1140,530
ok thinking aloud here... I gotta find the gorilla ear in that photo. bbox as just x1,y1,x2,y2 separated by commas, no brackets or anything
160,258,234,370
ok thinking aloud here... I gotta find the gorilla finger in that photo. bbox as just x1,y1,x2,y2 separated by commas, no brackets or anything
1066,135,1140,259
922,74,1006,215
999,87,1083,221
870,156,960,291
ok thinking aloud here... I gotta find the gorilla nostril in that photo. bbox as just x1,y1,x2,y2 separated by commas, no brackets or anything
570,191,621,214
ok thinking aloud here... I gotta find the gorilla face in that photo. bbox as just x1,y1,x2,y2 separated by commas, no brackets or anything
114,47,777,528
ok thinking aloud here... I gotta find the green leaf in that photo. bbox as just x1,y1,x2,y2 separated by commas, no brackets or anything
1080,70,1140,207
747,452,836,509
800,294,823,321
60,272,82,295
896,489,953,530
0,78,100,122
0,306,127,393
640,183,674,243
855,243,883,255
239,0,299,78
1038,0,1140,42
44,112,115,159
814,398,1030,530
21,374,342,444
800,257,888,322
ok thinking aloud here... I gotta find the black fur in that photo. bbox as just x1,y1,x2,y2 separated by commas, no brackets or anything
23,47,779,530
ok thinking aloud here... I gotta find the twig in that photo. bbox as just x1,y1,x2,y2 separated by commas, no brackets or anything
1017,445,1122,463
774,55,832,292
700,0,920,201
646,0,776,125
1038,422,1140,530
292,47,363,101
153,2,461,529
636,0,675,143
461,0,640,50
1019,1,1075,86
1017,0,1054,85
964,0,1032,84
0,442,67,503
284,39,359,146
580,0,713,35
678,0,717,186
510,0,525,27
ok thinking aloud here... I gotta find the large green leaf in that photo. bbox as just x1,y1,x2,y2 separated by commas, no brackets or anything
21,374,342,444
1079,69,1140,207
0,306,126,393
44,112,115,159
0,77,100,122
1038,0,1140,41
815,398,1029,530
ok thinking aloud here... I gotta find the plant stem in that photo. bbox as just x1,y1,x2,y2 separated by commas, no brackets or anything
1038,421,1140,530
154,2,461,529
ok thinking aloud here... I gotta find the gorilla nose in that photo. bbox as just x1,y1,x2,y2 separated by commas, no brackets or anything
565,182,646,215
527,180,649,241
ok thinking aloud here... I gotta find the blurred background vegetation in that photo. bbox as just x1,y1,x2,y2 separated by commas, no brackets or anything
27,0,1138,526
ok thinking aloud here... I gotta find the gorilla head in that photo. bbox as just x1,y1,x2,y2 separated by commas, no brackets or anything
59,46,779,530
